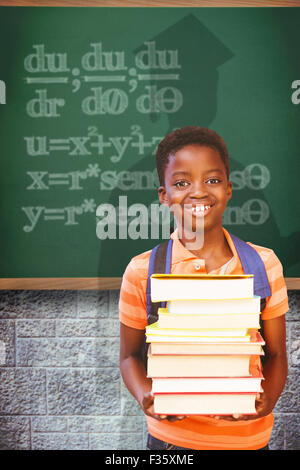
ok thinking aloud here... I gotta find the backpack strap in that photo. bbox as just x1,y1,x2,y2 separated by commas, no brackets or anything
142,239,173,366
146,239,173,325
228,232,272,299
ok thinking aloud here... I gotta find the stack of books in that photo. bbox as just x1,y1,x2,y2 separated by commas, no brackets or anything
146,274,265,416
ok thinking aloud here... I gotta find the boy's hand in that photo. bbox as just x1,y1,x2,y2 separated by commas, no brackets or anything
254,391,273,417
141,391,186,422
218,316,288,423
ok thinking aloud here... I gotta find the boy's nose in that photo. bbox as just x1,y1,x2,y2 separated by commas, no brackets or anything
189,182,209,198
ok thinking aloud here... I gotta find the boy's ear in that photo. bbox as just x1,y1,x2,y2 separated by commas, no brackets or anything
158,186,169,206
227,180,233,201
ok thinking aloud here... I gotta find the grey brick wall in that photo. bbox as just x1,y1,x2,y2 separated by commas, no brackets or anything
0,289,299,450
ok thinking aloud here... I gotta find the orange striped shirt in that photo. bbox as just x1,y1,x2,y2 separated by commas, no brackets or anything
119,228,289,450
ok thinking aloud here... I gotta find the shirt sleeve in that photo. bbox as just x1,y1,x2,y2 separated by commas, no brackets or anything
119,258,148,330
260,250,289,320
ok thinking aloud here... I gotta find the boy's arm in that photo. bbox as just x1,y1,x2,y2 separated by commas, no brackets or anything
119,322,186,422
254,314,288,418
119,322,156,419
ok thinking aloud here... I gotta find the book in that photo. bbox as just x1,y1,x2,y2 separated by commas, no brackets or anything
150,274,254,302
146,321,249,339
149,331,265,355
168,296,260,314
146,333,251,343
153,392,258,415
157,308,261,330
147,273,263,416
152,370,264,394
147,351,253,377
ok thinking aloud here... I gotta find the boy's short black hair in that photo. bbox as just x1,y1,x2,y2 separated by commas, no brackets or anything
156,126,230,186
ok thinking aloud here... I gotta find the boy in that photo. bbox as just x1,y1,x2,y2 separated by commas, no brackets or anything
119,126,288,450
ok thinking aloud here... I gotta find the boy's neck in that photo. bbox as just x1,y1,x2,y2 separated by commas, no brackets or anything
178,224,233,266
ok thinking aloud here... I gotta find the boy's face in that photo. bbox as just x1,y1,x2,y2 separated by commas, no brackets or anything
158,144,232,236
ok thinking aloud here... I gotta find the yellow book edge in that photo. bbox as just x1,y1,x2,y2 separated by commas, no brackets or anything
167,296,261,302
146,322,260,333
151,274,253,279
153,297,255,302
145,337,251,343
153,328,260,334
158,308,261,316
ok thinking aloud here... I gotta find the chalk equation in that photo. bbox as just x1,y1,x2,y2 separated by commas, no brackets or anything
24,42,183,117
24,125,164,162
22,196,270,235
25,162,270,193
22,199,97,232
26,164,159,192
21,41,272,237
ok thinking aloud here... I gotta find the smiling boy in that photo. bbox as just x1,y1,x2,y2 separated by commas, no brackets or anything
157,142,233,270
119,126,288,450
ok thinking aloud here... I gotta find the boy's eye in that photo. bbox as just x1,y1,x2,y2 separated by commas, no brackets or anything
174,180,189,188
206,178,221,184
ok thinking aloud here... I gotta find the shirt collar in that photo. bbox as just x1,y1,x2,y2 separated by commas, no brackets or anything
170,227,240,273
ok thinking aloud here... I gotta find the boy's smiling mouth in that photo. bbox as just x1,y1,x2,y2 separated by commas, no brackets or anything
184,203,215,217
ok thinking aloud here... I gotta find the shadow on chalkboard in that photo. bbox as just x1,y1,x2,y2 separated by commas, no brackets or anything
97,14,233,277
137,13,234,129
98,13,300,280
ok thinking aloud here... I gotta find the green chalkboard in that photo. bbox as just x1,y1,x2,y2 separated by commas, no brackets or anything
0,7,299,279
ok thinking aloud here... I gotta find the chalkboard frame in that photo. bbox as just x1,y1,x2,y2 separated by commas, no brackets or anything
1,1,300,7
0,277,298,290
0,0,299,289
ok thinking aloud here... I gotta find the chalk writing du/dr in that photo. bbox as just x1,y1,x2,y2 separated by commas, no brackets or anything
24,43,183,117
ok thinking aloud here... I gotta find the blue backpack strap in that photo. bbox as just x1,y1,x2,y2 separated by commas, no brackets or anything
142,239,173,366
229,232,271,299
146,238,173,325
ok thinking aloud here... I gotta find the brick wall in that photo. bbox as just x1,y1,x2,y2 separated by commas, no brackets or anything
0,289,299,450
